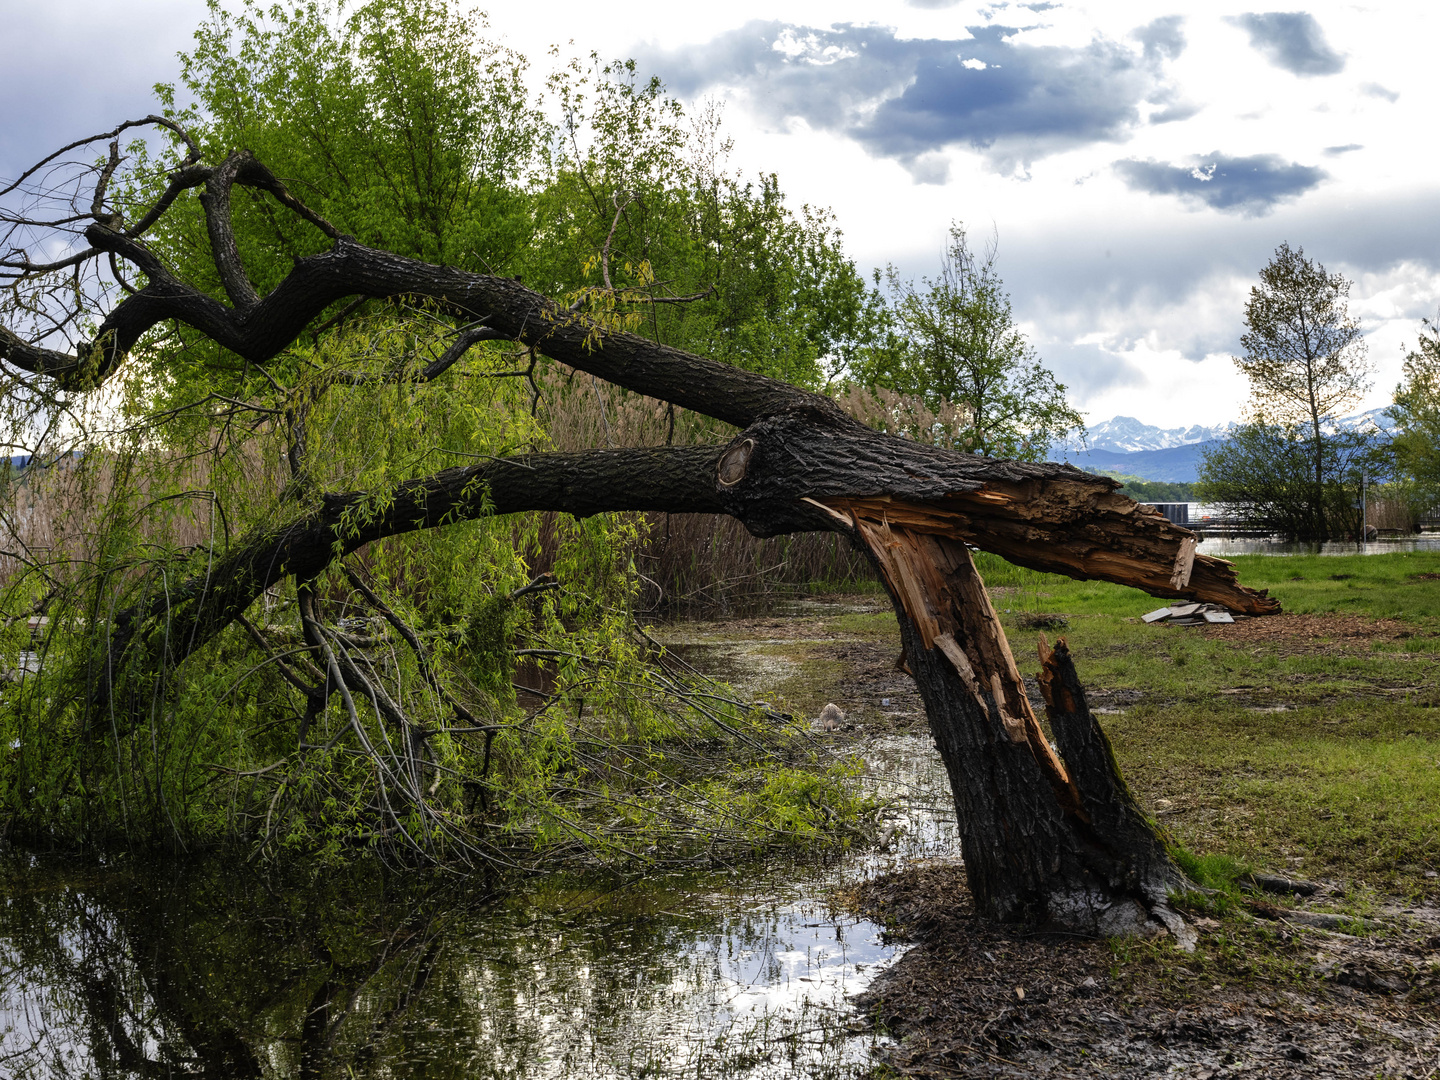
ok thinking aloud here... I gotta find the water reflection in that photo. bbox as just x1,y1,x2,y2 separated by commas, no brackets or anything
1196,534,1440,557
1,737,953,1080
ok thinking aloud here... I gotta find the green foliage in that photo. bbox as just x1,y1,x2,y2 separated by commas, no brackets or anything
0,0,876,869
1235,242,1370,427
1392,315,1440,506
847,222,1084,459
1196,422,1390,540
139,0,869,402
1225,243,1375,540
536,61,871,387
163,0,547,276
1110,476,1196,502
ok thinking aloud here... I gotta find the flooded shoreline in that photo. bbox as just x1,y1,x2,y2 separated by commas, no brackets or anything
1,600,959,1079
0,735,953,1080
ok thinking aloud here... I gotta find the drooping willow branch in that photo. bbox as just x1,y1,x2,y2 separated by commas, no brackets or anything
4,132,1277,734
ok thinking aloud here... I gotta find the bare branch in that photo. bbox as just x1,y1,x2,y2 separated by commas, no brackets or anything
0,115,198,202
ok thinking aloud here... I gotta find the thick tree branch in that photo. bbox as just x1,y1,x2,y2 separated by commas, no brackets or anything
198,153,261,311
97,446,729,698
96,412,1275,725
8,226,839,423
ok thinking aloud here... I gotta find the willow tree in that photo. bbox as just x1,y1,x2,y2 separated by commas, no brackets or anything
0,99,1285,939
3,0,888,869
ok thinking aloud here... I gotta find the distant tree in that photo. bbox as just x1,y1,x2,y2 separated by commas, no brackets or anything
1230,242,1372,539
851,224,1084,460
1391,315,1440,506
1196,422,1388,539
1112,477,1196,503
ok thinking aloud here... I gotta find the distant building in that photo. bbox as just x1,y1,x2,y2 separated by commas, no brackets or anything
1142,502,1189,525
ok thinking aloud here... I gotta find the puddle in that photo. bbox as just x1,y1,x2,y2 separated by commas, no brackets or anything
2,743,967,1080
2,611,961,1079
1,737,958,1080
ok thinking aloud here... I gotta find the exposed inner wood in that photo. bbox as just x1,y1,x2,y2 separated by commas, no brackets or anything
821,490,1276,616
850,514,1085,818
1169,536,1198,590
716,439,753,487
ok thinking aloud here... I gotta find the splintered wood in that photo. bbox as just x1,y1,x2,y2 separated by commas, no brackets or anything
849,513,1083,815
824,485,1279,616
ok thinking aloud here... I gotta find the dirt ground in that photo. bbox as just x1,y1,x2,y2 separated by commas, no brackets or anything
658,598,1440,1076
1200,611,1423,650
855,863,1440,1079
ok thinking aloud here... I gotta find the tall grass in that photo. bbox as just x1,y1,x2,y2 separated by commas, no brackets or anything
3,374,967,619
535,368,876,612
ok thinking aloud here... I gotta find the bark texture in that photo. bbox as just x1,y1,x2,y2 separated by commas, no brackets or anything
4,143,1278,937
852,522,1194,942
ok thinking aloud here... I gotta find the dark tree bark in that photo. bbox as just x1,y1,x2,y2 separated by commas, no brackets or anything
3,137,1279,939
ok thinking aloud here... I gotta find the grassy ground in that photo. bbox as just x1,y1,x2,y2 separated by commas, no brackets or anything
826,551,1440,1077
653,554,1440,1075
662,551,1440,896
973,549,1440,897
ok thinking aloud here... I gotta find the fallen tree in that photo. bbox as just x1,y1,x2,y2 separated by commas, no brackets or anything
1,121,1278,939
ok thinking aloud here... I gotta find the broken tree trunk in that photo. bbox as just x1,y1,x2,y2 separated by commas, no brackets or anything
844,517,1194,941
4,137,1278,938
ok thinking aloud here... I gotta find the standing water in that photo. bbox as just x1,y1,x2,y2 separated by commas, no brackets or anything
1,612,957,1079
1196,534,1440,557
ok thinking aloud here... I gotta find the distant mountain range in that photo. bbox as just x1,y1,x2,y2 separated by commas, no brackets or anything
1052,408,1396,483
1056,416,1234,454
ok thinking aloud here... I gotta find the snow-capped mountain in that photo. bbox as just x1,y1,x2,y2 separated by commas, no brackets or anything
1048,408,1399,483
1064,416,1234,454
1326,406,1397,435
1060,408,1396,455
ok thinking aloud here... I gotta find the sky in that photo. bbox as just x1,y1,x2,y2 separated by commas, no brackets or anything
3,0,1437,428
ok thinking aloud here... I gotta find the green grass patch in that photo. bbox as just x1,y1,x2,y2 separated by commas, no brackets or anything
896,551,1440,896
975,548,1440,622
1228,551,1440,618
1108,702,1440,893
1169,848,1250,893
829,611,903,638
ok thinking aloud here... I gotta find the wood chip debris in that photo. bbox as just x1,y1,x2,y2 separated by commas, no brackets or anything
1142,601,1239,626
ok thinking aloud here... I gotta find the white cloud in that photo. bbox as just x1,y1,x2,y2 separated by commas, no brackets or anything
6,0,1437,431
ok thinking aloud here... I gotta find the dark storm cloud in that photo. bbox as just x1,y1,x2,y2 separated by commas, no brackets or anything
657,21,1176,177
1113,153,1326,215
1227,12,1345,76
0,4,199,188
1132,16,1186,62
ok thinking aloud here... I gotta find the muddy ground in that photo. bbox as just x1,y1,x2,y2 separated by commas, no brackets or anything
854,863,1440,1079
654,599,1440,1078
